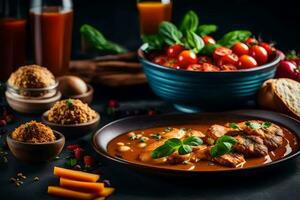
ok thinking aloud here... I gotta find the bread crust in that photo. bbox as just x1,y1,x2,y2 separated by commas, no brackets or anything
258,78,300,120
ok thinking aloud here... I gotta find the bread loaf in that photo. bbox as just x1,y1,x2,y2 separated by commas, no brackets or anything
258,78,300,120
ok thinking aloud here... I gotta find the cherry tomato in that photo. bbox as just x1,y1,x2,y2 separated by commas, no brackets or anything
198,56,212,64
217,53,239,66
201,63,220,72
238,55,258,69
220,64,238,71
187,63,220,72
203,36,216,45
249,45,268,65
213,47,232,62
260,42,275,57
231,42,249,56
177,50,197,68
245,37,258,46
153,56,167,65
167,44,185,58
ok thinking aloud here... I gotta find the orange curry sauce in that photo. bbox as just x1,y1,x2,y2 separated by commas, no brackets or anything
108,121,299,171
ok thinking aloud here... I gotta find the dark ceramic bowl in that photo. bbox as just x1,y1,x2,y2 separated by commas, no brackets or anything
7,130,65,162
92,110,300,176
138,46,281,113
42,111,100,138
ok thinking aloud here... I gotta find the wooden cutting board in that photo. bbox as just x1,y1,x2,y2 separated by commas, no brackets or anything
69,52,147,87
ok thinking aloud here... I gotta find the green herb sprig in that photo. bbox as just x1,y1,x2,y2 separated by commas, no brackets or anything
197,24,218,36
210,135,237,157
159,21,183,45
141,9,252,55
229,123,240,130
245,121,272,130
66,99,73,108
151,136,203,159
80,24,127,54
179,10,199,33
217,30,251,48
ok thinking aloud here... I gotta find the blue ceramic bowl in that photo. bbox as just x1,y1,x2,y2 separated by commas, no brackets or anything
138,46,281,113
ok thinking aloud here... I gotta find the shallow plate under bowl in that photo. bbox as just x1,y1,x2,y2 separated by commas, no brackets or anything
42,111,100,138
92,110,300,176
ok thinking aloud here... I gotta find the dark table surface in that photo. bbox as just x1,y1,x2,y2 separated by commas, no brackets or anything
0,84,300,200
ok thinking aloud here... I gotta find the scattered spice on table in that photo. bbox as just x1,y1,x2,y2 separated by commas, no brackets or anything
10,172,27,187
9,172,40,187
0,147,8,164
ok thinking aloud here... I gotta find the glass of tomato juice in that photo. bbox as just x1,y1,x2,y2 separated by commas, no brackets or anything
137,0,172,35
0,0,27,81
30,0,73,76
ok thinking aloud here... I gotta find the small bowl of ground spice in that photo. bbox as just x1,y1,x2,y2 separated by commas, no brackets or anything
7,121,65,162
7,65,58,98
42,99,100,138
6,65,62,114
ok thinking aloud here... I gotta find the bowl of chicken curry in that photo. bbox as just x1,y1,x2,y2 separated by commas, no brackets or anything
93,110,300,175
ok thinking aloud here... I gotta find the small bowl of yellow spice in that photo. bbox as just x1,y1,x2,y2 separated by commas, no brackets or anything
42,99,100,138
6,65,61,114
7,121,65,162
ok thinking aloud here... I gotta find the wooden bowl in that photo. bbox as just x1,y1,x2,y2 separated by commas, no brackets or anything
62,84,94,105
6,130,65,162
42,111,100,138
5,91,61,114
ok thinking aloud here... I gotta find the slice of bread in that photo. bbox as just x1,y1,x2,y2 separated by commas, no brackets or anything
258,78,300,120
273,78,300,119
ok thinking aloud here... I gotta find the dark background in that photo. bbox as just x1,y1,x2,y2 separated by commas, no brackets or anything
70,0,300,57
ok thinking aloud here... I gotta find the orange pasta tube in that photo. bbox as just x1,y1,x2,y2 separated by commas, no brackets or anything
60,178,104,193
48,186,96,200
98,187,115,197
54,167,100,182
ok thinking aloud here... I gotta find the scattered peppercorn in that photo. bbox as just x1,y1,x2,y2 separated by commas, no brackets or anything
0,147,8,163
10,172,28,187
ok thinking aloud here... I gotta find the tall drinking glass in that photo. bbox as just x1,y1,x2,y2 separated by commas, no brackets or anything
137,0,172,35
30,0,73,76
0,0,27,81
